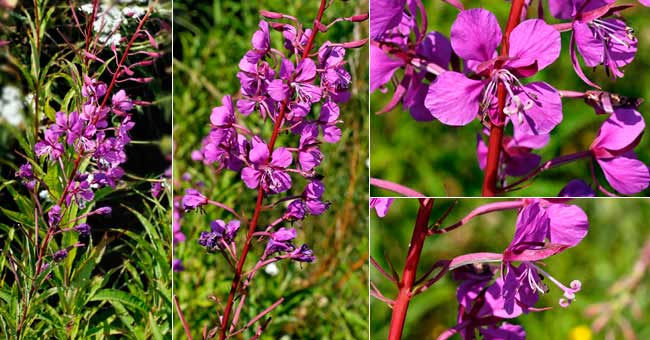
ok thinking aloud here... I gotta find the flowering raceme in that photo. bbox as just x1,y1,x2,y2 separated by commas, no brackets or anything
176,3,367,338
370,0,650,196
11,1,162,278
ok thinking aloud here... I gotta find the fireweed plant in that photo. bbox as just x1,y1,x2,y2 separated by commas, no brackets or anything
174,1,368,339
370,197,590,340
370,0,650,196
0,1,171,338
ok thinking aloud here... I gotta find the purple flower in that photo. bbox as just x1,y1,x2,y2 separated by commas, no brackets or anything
16,163,36,190
48,205,62,227
370,198,394,218
369,0,405,40
480,324,526,340
65,174,94,209
425,9,562,136
369,44,405,92
241,138,293,194
200,120,246,171
92,166,125,189
211,95,236,127
94,206,112,215
93,132,128,168
477,133,549,178
51,111,84,145
74,223,91,236
198,219,241,252
549,0,636,84
237,61,276,119
403,31,453,121
182,189,209,210
297,134,323,171
289,244,316,262
285,200,306,220
151,181,164,198
268,58,322,104
35,129,64,160
285,180,329,220
371,22,453,121
590,108,650,195
559,179,596,197
298,101,342,143
16,163,33,179
111,89,134,116
265,227,297,254
53,249,68,262
302,180,329,215
80,103,110,130
239,21,271,73
82,76,107,100
499,202,588,311
318,42,352,102
449,264,527,339
172,259,185,272
211,219,240,242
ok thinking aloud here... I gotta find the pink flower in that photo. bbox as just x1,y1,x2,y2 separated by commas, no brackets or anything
241,138,293,194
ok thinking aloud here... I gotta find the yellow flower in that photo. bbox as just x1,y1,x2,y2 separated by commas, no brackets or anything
569,325,592,340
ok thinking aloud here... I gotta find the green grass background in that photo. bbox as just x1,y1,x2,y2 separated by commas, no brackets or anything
371,198,650,339
370,1,650,197
172,1,369,339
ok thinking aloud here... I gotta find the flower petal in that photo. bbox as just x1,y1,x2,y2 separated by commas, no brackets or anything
512,82,562,136
450,8,502,62
269,170,292,193
267,79,290,101
558,179,596,197
370,198,394,217
370,0,406,40
322,125,342,143
510,202,548,247
507,19,561,73
402,75,434,121
370,44,405,92
598,152,650,195
546,203,589,247
591,108,645,152
249,139,269,165
295,58,317,83
415,31,452,68
573,21,605,67
241,167,260,189
271,147,292,168
424,71,484,126
548,0,574,19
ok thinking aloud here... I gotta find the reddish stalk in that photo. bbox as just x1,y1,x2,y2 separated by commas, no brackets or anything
481,0,527,196
387,198,434,340
218,2,328,339
98,7,152,112
174,295,193,340
499,150,592,193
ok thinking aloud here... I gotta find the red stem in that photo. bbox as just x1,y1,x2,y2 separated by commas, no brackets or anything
387,198,434,340
218,2,328,339
481,0,526,196
98,7,152,113
174,295,194,340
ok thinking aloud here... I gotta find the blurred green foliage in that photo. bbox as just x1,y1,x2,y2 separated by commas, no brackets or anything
172,1,369,339
370,1,650,197
371,198,650,339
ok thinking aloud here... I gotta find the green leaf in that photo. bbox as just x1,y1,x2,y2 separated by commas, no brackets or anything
89,289,148,314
